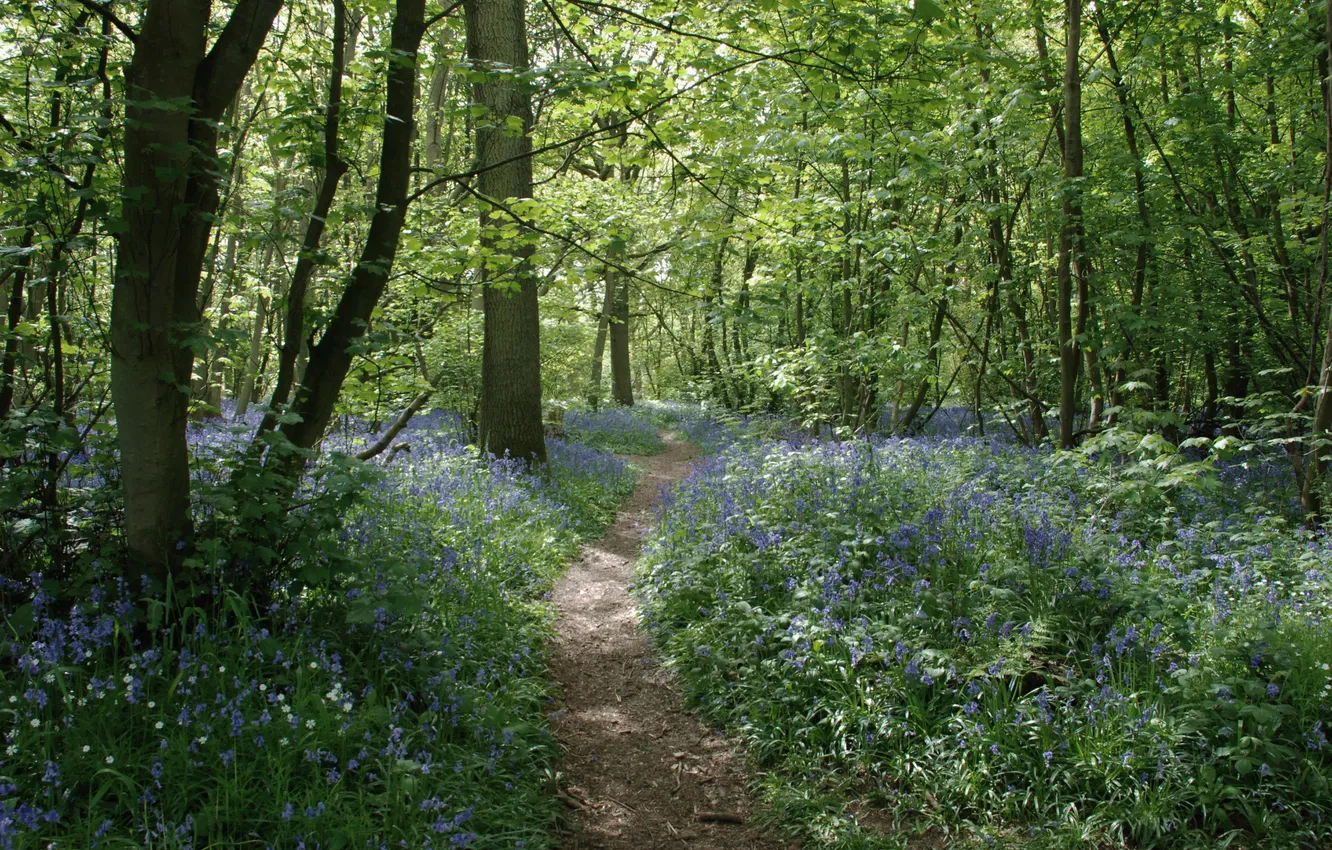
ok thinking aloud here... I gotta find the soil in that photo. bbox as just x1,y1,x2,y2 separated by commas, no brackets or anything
548,433,786,850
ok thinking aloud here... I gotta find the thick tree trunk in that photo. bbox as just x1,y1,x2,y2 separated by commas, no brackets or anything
277,0,425,457
468,0,546,463
111,0,282,577
1057,0,1084,449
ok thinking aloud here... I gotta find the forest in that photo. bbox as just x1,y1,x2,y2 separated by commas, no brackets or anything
1,0,1331,847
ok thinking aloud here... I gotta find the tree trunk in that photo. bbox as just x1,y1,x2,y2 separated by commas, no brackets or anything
260,0,349,436
1302,0,1332,518
1094,3,1151,423
1057,0,1084,449
277,0,426,458
609,251,633,406
839,157,856,428
468,0,546,463
111,0,282,577
203,233,238,416
425,43,452,172
588,276,612,408
234,256,271,420
0,228,35,419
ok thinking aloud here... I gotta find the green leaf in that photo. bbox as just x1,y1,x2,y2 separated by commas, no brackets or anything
913,0,945,20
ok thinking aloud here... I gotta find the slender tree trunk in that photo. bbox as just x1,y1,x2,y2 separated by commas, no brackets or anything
260,0,349,436
1057,0,1084,449
899,296,947,433
425,46,452,172
1094,3,1151,422
839,157,856,428
468,0,546,463
703,221,733,407
277,0,426,458
0,228,35,419
588,276,612,408
234,250,272,419
203,233,238,415
1302,0,1332,518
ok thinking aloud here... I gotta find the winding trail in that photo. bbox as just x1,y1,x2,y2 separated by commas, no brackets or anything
548,434,784,850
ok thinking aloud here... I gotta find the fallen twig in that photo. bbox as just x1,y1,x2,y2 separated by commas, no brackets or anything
695,812,745,825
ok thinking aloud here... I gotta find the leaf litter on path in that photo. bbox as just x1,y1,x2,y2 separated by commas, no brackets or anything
547,434,791,850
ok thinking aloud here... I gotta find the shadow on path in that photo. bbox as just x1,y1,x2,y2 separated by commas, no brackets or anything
548,433,788,850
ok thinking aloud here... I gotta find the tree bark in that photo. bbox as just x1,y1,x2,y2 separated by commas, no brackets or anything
203,233,238,416
260,0,349,436
588,275,612,408
1094,2,1151,422
1057,0,1084,449
111,0,282,577
1301,0,1332,518
609,246,634,406
0,228,35,419
276,0,426,458
468,0,546,463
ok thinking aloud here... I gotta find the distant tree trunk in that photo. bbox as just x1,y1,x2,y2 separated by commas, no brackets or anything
609,249,634,406
425,45,452,172
111,0,282,577
899,296,947,433
838,157,856,428
203,232,238,416
1084,300,1103,428
1057,0,1084,449
791,131,807,349
588,276,612,408
703,219,734,406
468,0,546,463
276,0,425,458
234,247,272,419
1094,3,1151,424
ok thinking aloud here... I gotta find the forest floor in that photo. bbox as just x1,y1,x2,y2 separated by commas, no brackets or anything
548,433,789,850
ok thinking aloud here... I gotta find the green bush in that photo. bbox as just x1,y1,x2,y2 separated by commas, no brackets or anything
0,428,633,849
637,436,1332,849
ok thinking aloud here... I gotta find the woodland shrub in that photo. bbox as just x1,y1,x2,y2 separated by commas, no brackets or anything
0,416,633,849
640,400,797,453
562,407,666,456
637,435,1331,849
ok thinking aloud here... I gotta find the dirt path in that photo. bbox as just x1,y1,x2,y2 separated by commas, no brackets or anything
548,434,783,850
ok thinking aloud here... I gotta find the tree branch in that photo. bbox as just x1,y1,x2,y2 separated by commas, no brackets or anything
195,0,285,121
71,0,137,42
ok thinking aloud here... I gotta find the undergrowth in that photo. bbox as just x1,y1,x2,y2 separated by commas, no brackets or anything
0,413,634,849
562,407,666,456
637,435,1331,849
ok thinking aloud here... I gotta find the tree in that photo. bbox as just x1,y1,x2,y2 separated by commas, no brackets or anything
467,0,546,463
1056,0,1084,449
110,0,282,578
275,0,427,460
